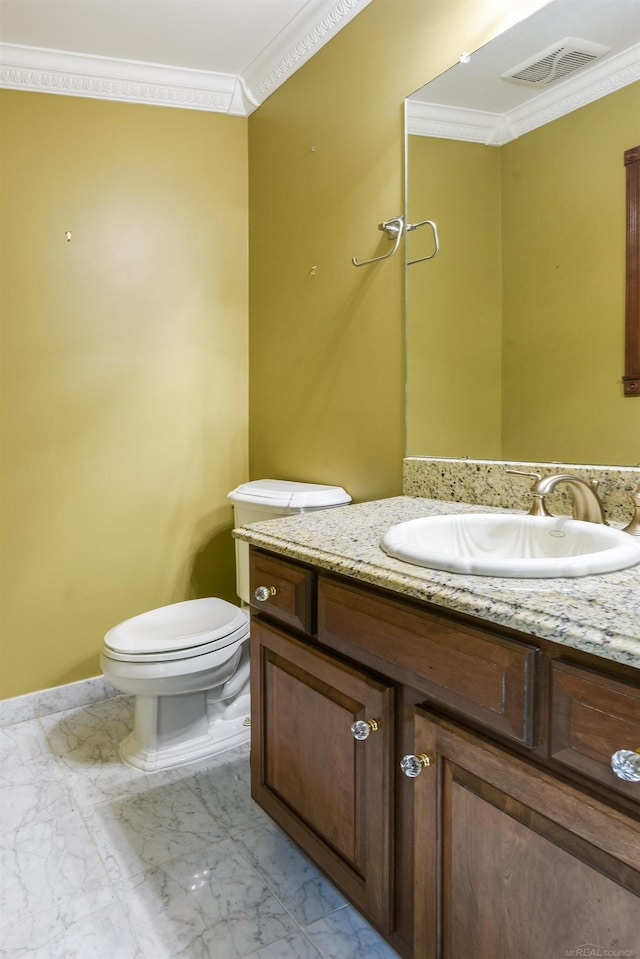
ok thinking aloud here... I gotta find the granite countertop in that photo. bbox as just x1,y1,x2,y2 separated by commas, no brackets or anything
233,496,640,669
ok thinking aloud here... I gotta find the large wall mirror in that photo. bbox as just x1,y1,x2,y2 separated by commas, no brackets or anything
405,0,640,466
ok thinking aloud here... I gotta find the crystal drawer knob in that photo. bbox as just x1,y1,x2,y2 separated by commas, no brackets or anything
254,585,276,602
400,753,432,778
610,747,640,782
351,719,379,740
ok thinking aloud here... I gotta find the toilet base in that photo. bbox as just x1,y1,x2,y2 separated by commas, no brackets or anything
120,690,251,773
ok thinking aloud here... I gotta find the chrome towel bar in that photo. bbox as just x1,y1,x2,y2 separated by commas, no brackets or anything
352,214,439,267
352,215,404,267
406,218,440,265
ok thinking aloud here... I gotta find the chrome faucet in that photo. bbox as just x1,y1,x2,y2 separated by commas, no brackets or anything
528,473,606,524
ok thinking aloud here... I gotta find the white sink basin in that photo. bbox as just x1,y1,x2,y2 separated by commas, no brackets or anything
380,513,640,578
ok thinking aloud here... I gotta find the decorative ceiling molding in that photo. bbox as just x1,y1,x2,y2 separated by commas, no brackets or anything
243,0,370,106
407,42,640,146
0,45,238,113
0,0,372,116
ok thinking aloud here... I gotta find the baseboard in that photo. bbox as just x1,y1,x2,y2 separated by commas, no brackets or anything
0,675,119,727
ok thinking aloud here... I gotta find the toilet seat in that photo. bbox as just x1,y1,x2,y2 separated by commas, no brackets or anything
103,598,249,664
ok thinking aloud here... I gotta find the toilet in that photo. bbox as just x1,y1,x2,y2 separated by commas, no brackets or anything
101,479,351,772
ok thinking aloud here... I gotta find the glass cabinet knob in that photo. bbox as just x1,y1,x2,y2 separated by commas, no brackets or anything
610,747,640,782
351,719,379,740
400,753,432,778
254,585,276,602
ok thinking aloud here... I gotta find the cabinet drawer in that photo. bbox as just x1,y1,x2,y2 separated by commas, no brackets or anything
250,550,316,634
550,661,640,803
319,577,540,746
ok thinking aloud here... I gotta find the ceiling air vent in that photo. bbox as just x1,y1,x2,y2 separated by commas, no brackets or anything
501,37,611,86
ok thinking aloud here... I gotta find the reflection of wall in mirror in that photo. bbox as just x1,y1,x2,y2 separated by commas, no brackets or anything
406,80,640,466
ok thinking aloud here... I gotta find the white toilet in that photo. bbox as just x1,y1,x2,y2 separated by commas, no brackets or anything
101,479,351,772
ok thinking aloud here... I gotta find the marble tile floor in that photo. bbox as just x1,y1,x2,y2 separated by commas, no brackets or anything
0,695,400,959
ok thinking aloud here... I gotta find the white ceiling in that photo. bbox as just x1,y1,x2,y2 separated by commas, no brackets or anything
2,0,638,121
407,0,640,145
0,0,372,115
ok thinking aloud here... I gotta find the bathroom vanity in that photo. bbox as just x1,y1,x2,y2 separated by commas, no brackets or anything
236,496,640,959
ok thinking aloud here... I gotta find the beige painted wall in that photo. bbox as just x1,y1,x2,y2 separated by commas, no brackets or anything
0,92,248,698
247,0,549,503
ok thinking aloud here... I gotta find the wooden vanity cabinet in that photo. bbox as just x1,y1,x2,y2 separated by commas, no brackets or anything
248,547,640,959
249,550,316,634
249,614,395,934
549,659,640,803
318,576,541,747
412,708,640,959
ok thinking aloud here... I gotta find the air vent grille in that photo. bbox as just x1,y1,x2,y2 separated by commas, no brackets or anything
502,37,611,86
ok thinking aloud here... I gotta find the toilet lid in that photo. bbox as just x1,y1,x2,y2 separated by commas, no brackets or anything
104,598,249,658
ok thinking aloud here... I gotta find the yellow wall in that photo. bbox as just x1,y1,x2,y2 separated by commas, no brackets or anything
0,92,248,698
406,136,503,457
247,0,548,502
0,0,550,699
501,81,640,463
405,81,640,465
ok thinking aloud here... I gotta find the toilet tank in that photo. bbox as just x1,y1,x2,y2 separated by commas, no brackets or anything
227,480,351,605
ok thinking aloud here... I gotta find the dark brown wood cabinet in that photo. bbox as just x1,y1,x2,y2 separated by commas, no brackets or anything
411,708,640,959
250,615,395,933
318,576,541,746
248,547,640,959
549,659,640,801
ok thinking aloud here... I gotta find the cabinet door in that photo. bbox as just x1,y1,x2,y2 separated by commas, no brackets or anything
250,617,395,934
409,709,640,959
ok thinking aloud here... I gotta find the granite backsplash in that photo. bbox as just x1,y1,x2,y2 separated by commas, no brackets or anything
403,457,640,527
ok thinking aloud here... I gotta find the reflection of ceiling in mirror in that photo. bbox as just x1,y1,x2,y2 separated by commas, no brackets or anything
406,0,640,145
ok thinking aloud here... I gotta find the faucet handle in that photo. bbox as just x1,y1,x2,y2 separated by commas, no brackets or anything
623,484,640,536
506,469,541,480
506,469,551,517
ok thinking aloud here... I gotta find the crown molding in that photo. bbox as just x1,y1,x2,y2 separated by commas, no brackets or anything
407,42,640,145
0,0,372,115
243,0,371,106
0,45,238,113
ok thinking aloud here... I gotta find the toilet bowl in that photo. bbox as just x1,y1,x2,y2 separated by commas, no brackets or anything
101,598,251,772
102,479,351,773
